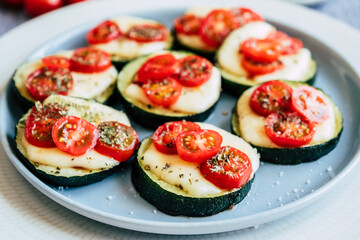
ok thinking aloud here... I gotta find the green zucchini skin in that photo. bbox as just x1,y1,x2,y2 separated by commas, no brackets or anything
15,95,131,187
118,87,218,129
14,145,122,187
231,84,343,164
117,51,220,129
10,79,34,113
131,141,254,216
220,61,317,97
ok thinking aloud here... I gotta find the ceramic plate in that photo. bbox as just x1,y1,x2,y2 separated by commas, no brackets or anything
1,0,360,235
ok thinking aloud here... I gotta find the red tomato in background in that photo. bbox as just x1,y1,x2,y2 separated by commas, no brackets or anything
24,0,63,17
1,0,23,9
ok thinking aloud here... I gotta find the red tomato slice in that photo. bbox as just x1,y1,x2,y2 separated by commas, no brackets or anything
70,47,112,73
25,103,67,148
291,86,330,124
176,129,222,163
86,20,122,44
174,14,202,35
142,77,182,108
200,146,252,190
200,9,239,47
152,121,201,154
267,31,303,55
231,7,264,26
265,112,315,148
94,121,138,162
250,80,293,117
174,55,213,87
26,67,73,101
241,38,282,63
52,116,99,156
126,24,167,43
136,54,179,83
241,57,283,76
42,56,70,70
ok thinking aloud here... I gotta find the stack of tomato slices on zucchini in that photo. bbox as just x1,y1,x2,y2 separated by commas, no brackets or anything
117,51,221,129
173,7,263,55
217,21,317,96
15,95,138,187
12,47,118,108
232,80,343,164
86,16,173,67
132,121,259,216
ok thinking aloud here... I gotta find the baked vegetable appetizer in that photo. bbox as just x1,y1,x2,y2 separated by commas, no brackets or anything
232,80,342,164
12,47,118,108
217,21,317,96
15,95,138,187
132,121,259,216
86,16,173,69
173,6,263,57
117,51,221,129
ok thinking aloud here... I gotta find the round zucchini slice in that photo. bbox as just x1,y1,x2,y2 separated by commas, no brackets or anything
12,50,118,109
15,95,132,187
216,21,317,97
132,123,259,216
231,82,343,164
117,51,221,129
87,16,174,71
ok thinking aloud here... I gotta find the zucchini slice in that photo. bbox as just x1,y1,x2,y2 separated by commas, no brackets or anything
88,16,174,70
117,51,221,129
15,95,132,187
216,21,317,97
12,50,118,108
132,123,259,216
231,82,343,164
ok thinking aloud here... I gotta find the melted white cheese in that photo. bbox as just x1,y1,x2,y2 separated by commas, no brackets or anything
91,16,171,61
237,86,336,148
217,21,312,82
14,50,117,101
124,56,221,114
141,123,259,196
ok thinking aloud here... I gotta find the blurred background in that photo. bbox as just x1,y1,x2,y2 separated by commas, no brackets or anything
0,0,359,36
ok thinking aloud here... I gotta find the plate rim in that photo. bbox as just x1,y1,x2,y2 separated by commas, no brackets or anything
1,0,360,235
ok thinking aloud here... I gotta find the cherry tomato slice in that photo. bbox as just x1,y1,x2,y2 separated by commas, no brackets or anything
126,24,167,43
136,54,179,83
26,67,73,101
200,9,239,47
200,146,252,190
241,38,282,63
52,116,99,156
174,14,202,35
86,20,122,44
42,56,70,70
250,80,293,117
291,86,330,124
265,112,315,148
174,55,213,87
94,121,138,162
142,77,182,108
70,47,112,73
152,121,201,154
267,31,303,55
25,103,67,148
241,57,283,76
176,129,223,163
231,7,264,26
